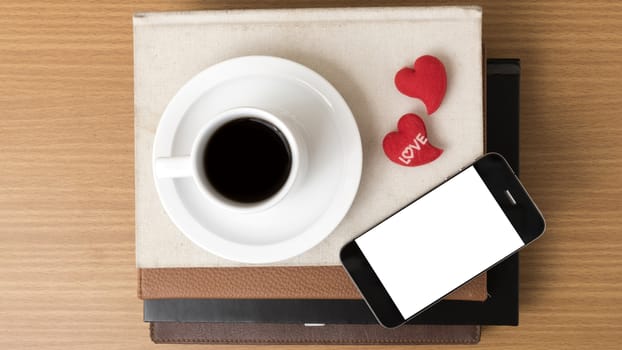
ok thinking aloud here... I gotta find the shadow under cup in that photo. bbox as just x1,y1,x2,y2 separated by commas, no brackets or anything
199,117,293,205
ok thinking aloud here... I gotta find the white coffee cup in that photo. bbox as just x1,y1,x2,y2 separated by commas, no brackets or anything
154,107,307,213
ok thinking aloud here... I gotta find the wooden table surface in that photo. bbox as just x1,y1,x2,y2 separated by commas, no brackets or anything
1,1,621,349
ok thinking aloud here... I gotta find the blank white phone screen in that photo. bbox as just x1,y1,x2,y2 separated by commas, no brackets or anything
355,166,524,319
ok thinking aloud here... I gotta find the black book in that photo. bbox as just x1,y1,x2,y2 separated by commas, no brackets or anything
145,59,522,326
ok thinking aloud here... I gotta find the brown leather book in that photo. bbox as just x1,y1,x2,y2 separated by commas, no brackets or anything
150,322,480,345
138,267,487,301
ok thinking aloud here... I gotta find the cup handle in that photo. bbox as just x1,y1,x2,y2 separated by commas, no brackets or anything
154,156,192,178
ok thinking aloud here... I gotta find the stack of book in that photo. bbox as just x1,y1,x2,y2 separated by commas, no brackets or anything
134,7,521,344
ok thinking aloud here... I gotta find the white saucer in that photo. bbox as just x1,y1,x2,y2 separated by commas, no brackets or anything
153,56,362,264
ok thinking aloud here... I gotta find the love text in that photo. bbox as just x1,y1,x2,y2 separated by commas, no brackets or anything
398,133,428,164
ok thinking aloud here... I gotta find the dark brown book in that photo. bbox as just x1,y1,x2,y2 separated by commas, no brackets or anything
150,322,480,345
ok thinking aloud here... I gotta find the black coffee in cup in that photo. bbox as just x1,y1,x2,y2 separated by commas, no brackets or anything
204,118,292,203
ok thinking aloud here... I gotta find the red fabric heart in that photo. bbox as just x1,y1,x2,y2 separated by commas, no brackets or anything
395,55,447,115
383,113,443,167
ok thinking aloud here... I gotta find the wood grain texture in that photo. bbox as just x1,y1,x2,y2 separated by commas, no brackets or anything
0,1,620,349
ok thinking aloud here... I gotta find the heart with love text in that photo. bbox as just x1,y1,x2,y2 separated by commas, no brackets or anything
382,113,443,167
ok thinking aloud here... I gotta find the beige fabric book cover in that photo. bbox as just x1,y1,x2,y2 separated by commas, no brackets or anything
134,7,484,268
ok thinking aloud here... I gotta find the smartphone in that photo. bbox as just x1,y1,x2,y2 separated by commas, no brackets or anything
340,153,545,328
